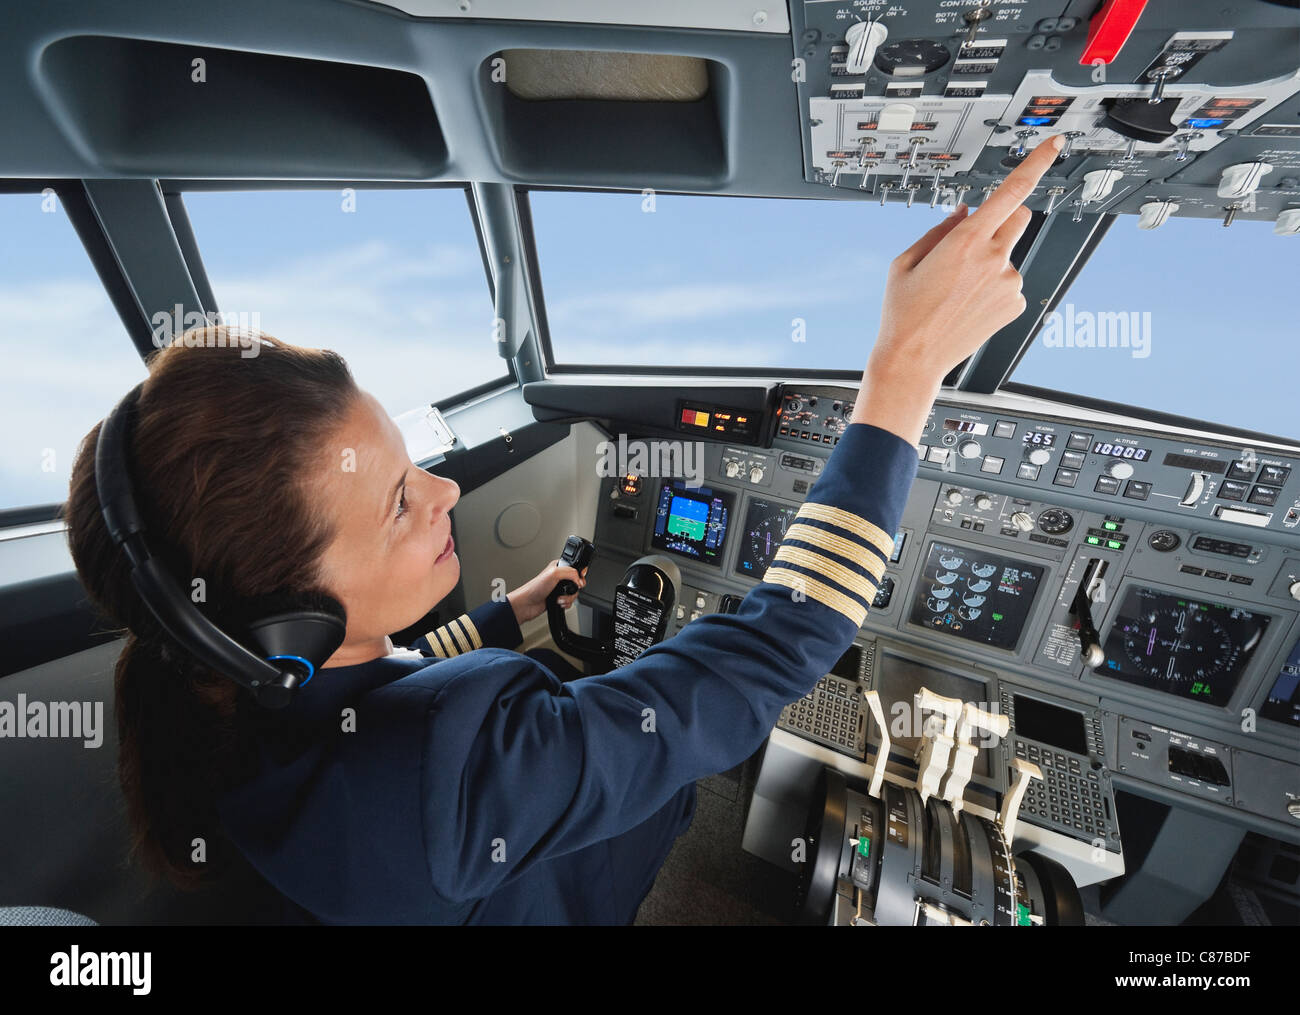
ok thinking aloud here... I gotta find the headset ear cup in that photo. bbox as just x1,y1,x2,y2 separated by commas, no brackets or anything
241,590,347,676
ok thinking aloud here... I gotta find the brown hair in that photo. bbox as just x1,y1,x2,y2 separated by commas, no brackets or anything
65,328,360,888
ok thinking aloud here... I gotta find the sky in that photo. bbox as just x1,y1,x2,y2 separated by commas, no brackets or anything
1,186,1295,511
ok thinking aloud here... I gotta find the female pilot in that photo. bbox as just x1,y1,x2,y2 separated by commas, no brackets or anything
64,138,1061,925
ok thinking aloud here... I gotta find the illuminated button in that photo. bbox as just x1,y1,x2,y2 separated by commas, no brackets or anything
1123,481,1151,500
1067,432,1093,451
1094,476,1121,495
1085,535,1101,545
1106,539,1124,550
1227,460,1257,481
695,594,707,609
1217,480,1249,502
1214,505,1270,527
1248,485,1280,506
1102,521,1119,531
1053,468,1079,488
927,446,950,464
1061,451,1086,469
981,455,1005,474
993,421,1017,439
1017,462,1041,480
1259,465,1291,485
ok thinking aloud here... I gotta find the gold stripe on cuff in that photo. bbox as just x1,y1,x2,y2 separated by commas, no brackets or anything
783,522,888,582
794,502,895,560
762,566,869,629
424,630,447,658
447,621,470,654
773,544,878,604
459,613,483,650
434,627,457,657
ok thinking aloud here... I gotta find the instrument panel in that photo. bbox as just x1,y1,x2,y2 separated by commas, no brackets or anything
591,383,1300,842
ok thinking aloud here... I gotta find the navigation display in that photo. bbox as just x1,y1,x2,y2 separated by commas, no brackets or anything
907,541,1045,651
734,496,799,578
1095,586,1270,707
1260,638,1300,727
651,481,732,567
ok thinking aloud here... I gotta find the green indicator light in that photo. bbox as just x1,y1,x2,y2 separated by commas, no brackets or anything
1016,902,1031,926
858,836,871,857
1107,540,1123,550
1086,536,1101,545
992,612,1004,621
1103,521,1118,531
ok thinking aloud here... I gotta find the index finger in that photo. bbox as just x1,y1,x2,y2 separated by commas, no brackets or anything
966,134,1063,233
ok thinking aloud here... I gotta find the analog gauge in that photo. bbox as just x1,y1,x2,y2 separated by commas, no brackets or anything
935,571,959,585
926,597,948,613
939,554,964,571
1118,606,1236,686
1037,508,1074,535
962,594,986,607
967,578,991,593
874,39,951,76
841,402,855,419
958,604,982,621
930,585,954,599
971,561,998,579
1148,530,1181,552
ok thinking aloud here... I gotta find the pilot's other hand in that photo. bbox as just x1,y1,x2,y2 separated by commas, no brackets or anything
506,561,589,625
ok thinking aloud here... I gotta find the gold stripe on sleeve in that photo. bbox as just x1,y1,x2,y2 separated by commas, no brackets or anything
783,523,888,583
424,630,447,658
762,566,869,629
794,502,896,561
773,544,879,604
433,627,458,657
447,621,470,654
458,613,483,650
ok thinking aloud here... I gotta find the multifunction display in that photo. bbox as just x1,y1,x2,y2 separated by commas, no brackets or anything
1096,586,1270,707
651,481,732,567
735,496,799,578
1259,637,1300,727
907,541,1045,651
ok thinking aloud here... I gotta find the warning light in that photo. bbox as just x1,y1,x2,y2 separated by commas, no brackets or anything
680,408,709,427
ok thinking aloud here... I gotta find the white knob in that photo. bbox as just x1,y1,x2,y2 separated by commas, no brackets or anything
844,20,888,75
1081,169,1123,204
1218,162,1274,200
1011,510,1035,532
749,466,765,484
1289,580,1300,602
974,495,992,510
946,489,964,506
725,460,740,478
1107,461,1135,480
1289,800,1300,819
1026,447,1051,466
958,439,982,459
1276,209,1300,236
1137,200,1179,230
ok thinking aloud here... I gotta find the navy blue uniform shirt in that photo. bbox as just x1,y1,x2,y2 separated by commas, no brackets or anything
215,421,918,923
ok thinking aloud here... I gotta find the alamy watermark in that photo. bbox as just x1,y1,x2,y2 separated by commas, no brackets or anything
596,434,705,488
1039,303,1152,359
151,307,262,358
0,695,103,748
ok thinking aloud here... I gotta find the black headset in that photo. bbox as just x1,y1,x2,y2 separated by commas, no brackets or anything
94,382,347,709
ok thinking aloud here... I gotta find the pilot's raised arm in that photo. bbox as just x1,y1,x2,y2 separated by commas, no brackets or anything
397,138,1067,910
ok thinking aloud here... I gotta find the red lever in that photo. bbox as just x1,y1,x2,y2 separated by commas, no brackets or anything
1079,0,1148,66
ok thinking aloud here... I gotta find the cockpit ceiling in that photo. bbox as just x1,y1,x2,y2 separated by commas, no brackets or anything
362,0,790,34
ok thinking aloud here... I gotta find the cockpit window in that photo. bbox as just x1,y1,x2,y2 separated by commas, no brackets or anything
529,190,949,372
181,187,510,414
1012,215,1295,444
0,191,145,511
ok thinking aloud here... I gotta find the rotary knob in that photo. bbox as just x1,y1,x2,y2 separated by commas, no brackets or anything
945,488,964,506
1011,511,1034,531
749,466,765,484
1024,446,1052,466
1290,580,1300,602
973,494,993,511
1289,801,1300,820
1106,460,1135,480
958,439,982,460
725,460,741,478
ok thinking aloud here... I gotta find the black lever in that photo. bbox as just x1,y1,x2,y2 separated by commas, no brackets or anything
546,535,610,674
1070,557,1106,669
